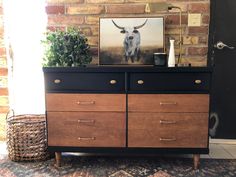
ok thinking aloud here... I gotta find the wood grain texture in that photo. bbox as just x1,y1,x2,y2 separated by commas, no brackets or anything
47,112,126,147
128,112,208,148
128,94,209,113
46,93,126,112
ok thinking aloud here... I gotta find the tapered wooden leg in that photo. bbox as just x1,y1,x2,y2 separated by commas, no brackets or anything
55,152,62,167
193,154,200,170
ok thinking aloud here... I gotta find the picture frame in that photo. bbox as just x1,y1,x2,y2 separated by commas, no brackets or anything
99,17,164,65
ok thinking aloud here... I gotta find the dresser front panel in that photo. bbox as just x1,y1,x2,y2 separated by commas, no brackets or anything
44,72,125,92
128,113,208,148
46,93,126,112
129,73,210,92
47,112,126,147
128,94,209,113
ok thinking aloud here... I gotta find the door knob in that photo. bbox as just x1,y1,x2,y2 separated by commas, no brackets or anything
214,41,235,50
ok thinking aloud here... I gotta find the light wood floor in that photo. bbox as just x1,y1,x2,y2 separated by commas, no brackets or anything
1,141,236,159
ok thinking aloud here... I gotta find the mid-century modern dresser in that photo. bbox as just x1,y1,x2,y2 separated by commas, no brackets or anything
43,66,212,169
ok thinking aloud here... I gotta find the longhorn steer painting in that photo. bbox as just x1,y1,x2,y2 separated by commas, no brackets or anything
112,19,147,63
99,17,164,65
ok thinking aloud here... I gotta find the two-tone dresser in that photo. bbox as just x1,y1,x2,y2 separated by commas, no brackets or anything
43,66,212,169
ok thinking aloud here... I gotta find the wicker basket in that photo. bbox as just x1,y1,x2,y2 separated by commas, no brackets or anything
6,111,48,161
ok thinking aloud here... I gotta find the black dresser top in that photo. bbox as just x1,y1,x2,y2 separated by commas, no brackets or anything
43,66,212,73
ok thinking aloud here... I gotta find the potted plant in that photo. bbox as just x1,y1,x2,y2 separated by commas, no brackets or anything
42,28,92,67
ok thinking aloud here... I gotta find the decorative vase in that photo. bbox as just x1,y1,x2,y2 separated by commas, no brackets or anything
168,39,176,67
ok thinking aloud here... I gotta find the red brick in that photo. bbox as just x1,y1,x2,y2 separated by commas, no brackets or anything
80,27,92,36
127,0,165,2
85,16,99,25
47,26,66,31
165,14,188,25
87,36,98,46
0,68,7,76
183,36,199,45
168,2,188,13
86,0,124,3
202,14,210,24
0,106,9,113
67,5,104,15
45,6,65,14
188,47,208,56
188,26,208,34
91,26,99,36
181,57,207,67
165,26,187,35
0,88,8,96
189,3,210,13
46,0,84,3
48,15,84,25
199,36,208,44
0,47,6,55
106,4,145,14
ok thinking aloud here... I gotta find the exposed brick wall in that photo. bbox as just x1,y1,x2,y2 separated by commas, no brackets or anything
0,0,210,140
46,0,210,66
0,0,8,141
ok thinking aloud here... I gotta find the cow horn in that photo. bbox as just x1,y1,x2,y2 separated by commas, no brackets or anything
134,19,148,29
111,20,124,30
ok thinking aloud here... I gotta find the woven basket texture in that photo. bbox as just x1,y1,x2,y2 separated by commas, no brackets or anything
6,114,48,161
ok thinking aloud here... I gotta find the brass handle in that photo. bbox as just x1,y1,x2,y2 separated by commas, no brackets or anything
78,119,95,124
78,137,96,141
77,101,95,105
110,80,117,84
160,120,177,124
54,79,61,84
137,80,144,85
195,80,202,84
159,137,176,141
160,102,177,105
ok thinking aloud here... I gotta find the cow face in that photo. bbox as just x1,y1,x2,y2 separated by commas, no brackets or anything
121,27,139,41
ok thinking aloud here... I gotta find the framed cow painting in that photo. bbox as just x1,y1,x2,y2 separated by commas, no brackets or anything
99,17,164,65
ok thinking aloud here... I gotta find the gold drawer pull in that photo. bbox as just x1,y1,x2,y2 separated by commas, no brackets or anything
77,101,95,105
160,137,176,141
195,80,202,84
110,80,117,84
160,120,177,124
160,102,177,105
54,79,61,84
78,137,96,141
137,80,144,85
78,119,95,124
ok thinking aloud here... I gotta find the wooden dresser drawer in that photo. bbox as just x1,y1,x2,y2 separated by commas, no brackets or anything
44,72,125,92
47,112,126,147
128,94,209,113
129,73,210,92
128,113,208,148
46,93,126,112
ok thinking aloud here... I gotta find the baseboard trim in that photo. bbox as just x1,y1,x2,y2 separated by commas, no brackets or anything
210,138,236,144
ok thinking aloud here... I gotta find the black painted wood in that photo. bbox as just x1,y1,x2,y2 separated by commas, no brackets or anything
44,72,125,92
43,66,212,73
48,146,209,154
129,73,210,92
43,66,212,93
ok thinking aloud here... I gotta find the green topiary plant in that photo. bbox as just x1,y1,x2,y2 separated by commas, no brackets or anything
42,28,92,67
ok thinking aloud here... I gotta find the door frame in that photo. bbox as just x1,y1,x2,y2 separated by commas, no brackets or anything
208,0,216,66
